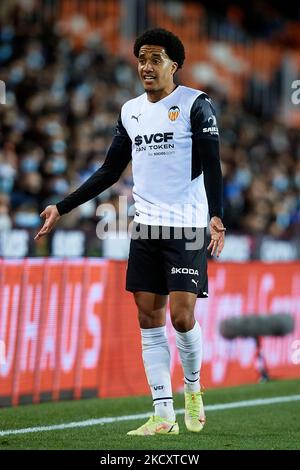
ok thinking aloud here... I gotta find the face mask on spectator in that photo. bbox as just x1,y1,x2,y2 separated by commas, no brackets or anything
44,121,61,136
276,212,290,228
0,177,14,193
26,50,45,70
0,214,12,231
272,174,289,192
20,157,39,173
0,44,12,62
15,211,40,228
51,178,69,195
294,173,300,189
51,157,67,174
9,66,24,84
235,168,252,188
52,140,66,153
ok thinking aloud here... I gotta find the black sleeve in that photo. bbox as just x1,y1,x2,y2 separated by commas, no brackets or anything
56,115,132,216
190,94,223,219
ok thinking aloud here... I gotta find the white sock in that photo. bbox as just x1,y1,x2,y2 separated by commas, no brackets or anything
175,321,202,393
154,401,175,422
141,327,175,422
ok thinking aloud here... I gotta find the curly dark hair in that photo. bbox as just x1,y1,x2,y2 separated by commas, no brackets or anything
133,28,185,70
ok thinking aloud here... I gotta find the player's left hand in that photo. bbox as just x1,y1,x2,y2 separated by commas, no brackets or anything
207,216,226,258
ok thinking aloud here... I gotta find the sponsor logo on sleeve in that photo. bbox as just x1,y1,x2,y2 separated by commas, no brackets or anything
203,115,219,135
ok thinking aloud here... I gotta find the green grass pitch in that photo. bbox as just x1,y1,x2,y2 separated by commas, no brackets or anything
0,379,299,450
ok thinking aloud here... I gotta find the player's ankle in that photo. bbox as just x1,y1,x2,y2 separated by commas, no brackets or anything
154,401,176,422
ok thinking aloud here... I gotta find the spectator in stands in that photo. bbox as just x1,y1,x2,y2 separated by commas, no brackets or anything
0,1,299,249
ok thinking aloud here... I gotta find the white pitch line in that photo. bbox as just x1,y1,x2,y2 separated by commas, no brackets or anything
1,394,300,437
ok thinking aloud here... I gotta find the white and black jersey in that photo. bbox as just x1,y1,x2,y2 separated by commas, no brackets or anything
57,85,223,228
120,85,219,227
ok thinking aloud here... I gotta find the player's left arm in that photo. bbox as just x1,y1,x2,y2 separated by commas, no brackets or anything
190,94,225,257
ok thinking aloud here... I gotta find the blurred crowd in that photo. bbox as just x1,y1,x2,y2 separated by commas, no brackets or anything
213,92,300,238
0,2,300,241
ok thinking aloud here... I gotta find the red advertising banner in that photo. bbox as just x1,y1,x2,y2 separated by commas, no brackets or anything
0,259,299,406
171,262,300,390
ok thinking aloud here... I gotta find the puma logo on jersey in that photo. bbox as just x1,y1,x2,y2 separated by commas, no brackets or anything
131,113,142,123
192,279,198,287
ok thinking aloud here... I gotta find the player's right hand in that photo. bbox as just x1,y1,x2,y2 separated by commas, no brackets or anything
34,205,60,240
207,216,226,258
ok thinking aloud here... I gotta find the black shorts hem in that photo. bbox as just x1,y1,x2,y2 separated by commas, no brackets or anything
168,287,208,298
126,286,208,298
126,286,169,296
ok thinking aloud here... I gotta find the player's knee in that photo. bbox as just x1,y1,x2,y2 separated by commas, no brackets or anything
170,305,195,332
137,309,165,329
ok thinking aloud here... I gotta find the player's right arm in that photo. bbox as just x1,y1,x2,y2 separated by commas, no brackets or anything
34,115,132,240
190,93,225,257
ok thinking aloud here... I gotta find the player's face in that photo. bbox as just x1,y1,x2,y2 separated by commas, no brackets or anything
138,45,177,95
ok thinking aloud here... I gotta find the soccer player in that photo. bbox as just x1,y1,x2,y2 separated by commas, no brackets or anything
35,28,225,436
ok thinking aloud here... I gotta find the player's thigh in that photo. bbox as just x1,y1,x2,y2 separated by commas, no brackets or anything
126,224,168,296
162,227,207,296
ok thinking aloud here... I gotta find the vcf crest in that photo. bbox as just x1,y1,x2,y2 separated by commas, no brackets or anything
168,105,180,121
